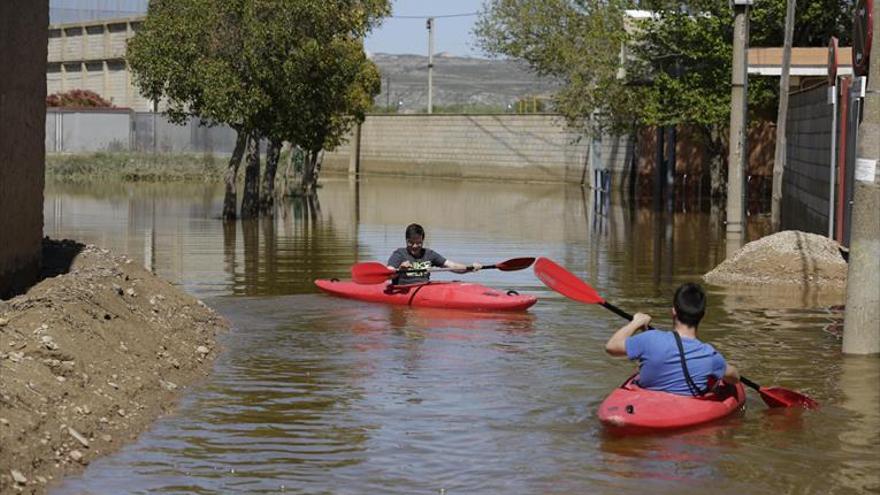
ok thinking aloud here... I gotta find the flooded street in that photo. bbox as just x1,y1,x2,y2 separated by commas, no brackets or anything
45,177,878,494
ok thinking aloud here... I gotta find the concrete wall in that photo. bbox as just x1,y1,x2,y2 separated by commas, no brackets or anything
782,85,834,235
323,114,633,185
1,1,48,298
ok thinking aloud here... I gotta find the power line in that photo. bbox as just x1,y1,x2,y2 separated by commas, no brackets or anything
390,12,479,19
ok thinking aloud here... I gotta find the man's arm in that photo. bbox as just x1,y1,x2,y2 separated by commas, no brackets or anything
387,250,412,271
443,259,482,273
722,363,740,384
605,312,651,357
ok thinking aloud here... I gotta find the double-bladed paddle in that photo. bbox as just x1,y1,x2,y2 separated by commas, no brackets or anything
351,257,535,285
533,257,819,410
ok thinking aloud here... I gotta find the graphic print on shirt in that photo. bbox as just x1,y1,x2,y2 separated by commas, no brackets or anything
403,260,433,277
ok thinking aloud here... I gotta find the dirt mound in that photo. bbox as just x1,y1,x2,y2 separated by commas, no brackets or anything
0,239,228,493
704,230,847,289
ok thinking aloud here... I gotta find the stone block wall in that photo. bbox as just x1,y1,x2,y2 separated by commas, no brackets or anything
323,114,633,185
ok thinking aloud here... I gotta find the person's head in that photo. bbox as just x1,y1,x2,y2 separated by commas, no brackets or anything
405,223,426,255
672,283,706,327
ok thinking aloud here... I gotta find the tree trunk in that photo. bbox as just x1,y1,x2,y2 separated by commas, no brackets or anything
260,139,282,213
240,134,261,219
301,149,320,193
222,131,247,221
704,126,727,199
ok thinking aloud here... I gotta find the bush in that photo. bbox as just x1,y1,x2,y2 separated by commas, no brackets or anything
47,89,114,108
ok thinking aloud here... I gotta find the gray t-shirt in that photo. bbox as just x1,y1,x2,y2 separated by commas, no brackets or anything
387,247,447,285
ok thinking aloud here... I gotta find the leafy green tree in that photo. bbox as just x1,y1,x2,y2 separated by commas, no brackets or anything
128,0,389,219
246,0,387,196
128,0,262,220
475,0,633,133
476,0,855,197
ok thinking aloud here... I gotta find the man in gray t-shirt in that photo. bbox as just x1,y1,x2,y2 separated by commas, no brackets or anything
386,223,480,285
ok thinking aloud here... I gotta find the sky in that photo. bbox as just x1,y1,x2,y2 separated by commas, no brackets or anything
50,0,487,57
366,0,486,57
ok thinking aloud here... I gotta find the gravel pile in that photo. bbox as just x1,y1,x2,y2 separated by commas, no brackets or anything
704,230,847,289
0,239,227,494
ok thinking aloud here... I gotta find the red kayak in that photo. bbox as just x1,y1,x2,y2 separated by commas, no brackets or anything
314,279,537,311
598,374,746,433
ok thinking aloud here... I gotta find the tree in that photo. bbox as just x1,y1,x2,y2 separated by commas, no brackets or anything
245,0,387,195
475,0,633,134
128,0,263,220
476,0,855,197
129,0,388,217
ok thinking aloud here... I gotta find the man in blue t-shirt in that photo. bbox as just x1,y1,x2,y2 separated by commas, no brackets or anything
604,283,740,396
386,223,481,285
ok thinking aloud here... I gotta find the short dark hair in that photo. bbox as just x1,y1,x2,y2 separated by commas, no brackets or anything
405,223,425,240
673,283,706,326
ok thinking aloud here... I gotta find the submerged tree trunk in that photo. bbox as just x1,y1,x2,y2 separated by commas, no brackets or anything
301,149,320,193
222,131,248,221
240,134,261,219
260,139,282,213
702,125,727,199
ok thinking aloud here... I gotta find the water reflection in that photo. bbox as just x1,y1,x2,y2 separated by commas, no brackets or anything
43,178,874,495
834,356,880,493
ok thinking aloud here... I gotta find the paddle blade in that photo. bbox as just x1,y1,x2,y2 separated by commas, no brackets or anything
351,262,395,284
533,257,605,304
495,257,536,271
759,387,820,410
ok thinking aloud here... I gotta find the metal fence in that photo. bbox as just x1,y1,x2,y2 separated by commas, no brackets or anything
46,108,239,154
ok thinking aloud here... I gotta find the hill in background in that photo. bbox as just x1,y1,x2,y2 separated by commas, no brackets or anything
370,53,558,113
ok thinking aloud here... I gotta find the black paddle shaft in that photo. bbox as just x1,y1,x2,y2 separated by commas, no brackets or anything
739,376,762,392
601,301,639,323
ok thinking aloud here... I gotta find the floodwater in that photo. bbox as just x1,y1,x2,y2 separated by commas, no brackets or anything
45,177,878,494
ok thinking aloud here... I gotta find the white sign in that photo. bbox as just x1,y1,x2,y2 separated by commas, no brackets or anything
855,158,877,183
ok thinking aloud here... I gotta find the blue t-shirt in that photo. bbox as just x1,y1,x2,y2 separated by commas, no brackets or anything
625,329,727,396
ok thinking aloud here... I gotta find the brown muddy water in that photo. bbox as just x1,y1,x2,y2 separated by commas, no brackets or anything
45,177,878,494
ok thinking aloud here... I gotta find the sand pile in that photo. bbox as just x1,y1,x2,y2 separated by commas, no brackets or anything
0,239,228,494
704,230,847,289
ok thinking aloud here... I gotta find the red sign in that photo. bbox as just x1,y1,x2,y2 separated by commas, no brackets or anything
853,0,874,77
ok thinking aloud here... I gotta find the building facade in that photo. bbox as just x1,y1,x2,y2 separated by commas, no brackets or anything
47,16,154,111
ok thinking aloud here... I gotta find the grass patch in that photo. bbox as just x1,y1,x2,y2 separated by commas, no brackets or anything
46,152,228,182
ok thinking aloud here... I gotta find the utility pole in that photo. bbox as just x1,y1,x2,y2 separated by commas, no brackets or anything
843,0,878,355
427,17,434,114
771,0,796,230
725,0,751,256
